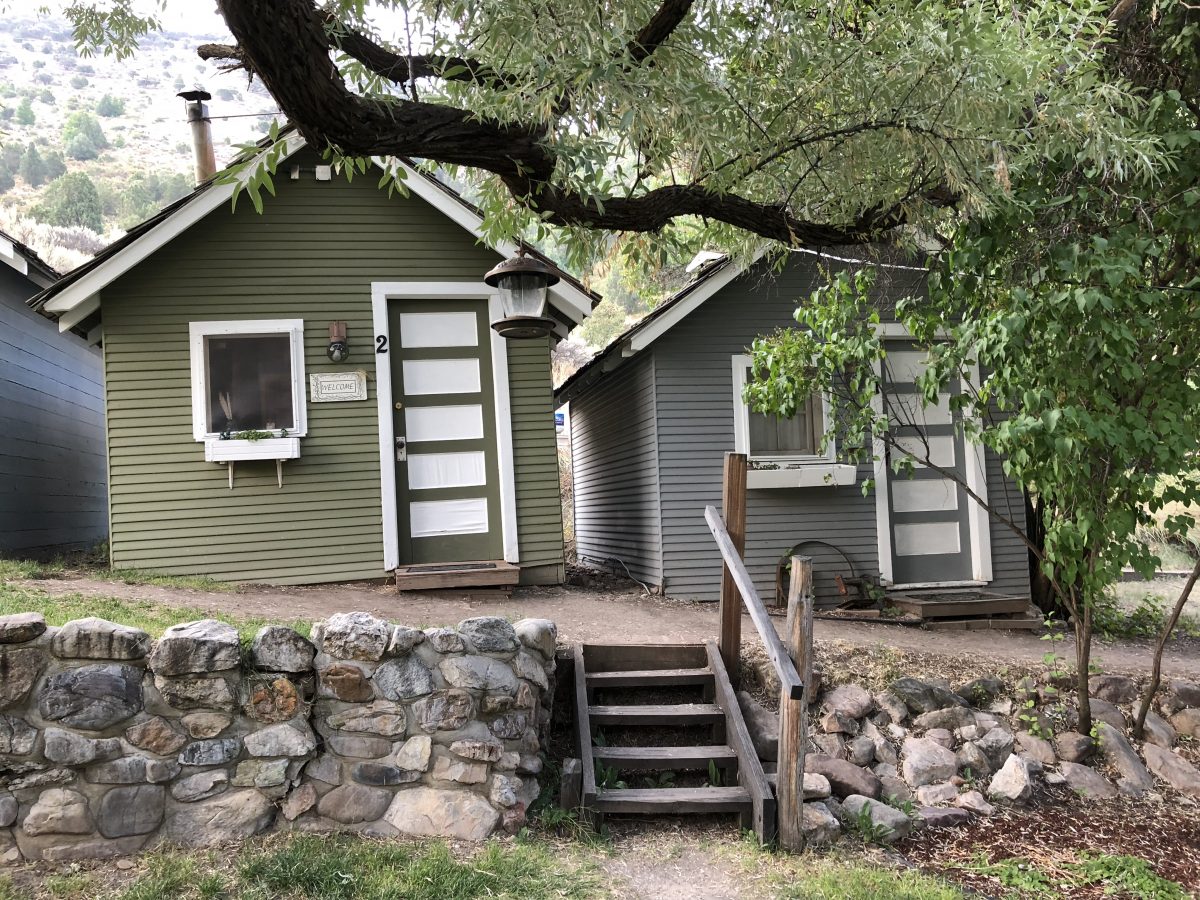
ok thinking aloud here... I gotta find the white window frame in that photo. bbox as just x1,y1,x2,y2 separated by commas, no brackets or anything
188,319,308,441
731,353,835,465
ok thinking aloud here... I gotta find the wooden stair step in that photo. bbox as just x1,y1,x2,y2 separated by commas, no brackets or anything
592,745,737,770
588,703,725,725
585,667,713,688
594,786,752,814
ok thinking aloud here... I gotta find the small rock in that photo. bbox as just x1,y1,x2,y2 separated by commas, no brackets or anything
170,770,229,802
874,691,909,724
513,651,549,690
1096,722,1154,796
244,722,316,758
317,784,392,824
439,656,517,694
413,691,474,732
0,648,45,707
251,626,315,673
0,794,16,827
0,612,46,644
1169,708,1200,740
513,619,557,659
44,728,122,766
954,676,1003,706
488,712,529,740
326,733,392,759
22,789,92,836
39,664,144,730
955,790,994,815
976,728,1015,772
1088,698,1127,731
245,677,302,723
803,772,832,799
1161,680,1200,716
318,663,373,702
458,617,518,654
806,753,882,799
1055,731,1095,763
1142,711,1176,749
450,739,503,762
955,725,981,743
97,785,164,838
839,794,912,843
915,782,958,806
150,620,240,676
327,701,407,736
320,612,393,662
926,729,954,750
956,742,991,778
0,714,37,755
178,738,240,766
386,626,425,655
846,735,875,767
164,790,275,846
1015,732,1056,767
374,656,437,700
305,754,342,785
181,711,232,739
1060,761,1118,800
126,716,188,754
889,677,967,715
433,756,488,784
351,762,421,786
823,684,873,720
902,737,958,787
1089,674,1139,705
424,628,465,653
489,774,521,808
384,786,500,840
393,735,433,772
1142,744,1200,799
801,801,841,845
988,755,1033,802
919,806,970,828
913,707,976,732
880,775,912,803
53,618,149,661
153,674,236,711
812,734,844,760
819,709,859,735
281,783,317,820
85,756,180,785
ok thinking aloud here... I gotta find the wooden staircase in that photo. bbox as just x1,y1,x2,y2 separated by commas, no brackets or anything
573,641,776,842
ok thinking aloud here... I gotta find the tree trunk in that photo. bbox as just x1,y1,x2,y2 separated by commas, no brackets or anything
1026,492,1057,615
1072,587,1093,735
1132,558,1200,739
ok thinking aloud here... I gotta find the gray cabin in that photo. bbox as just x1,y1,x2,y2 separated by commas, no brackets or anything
0,231,107,556
556,253,1031,607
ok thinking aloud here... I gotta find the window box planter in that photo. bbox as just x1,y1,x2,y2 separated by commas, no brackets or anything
204,437,301,488
746,463,857,490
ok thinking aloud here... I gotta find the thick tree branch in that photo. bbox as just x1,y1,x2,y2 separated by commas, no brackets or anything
626,0,695,63
212,0,935,246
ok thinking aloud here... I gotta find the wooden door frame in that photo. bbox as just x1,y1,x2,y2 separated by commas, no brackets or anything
869,326,992,588
371,282,519,571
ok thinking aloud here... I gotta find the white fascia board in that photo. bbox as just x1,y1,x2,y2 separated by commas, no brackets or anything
43,135,307,316
383,159,594,325
57,294,101,333
627,257,753,353
0,237,28,276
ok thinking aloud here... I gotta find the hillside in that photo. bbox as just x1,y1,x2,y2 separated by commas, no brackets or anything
0,13,280,266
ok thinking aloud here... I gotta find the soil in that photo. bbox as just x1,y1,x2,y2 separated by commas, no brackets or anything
19,573,1200,680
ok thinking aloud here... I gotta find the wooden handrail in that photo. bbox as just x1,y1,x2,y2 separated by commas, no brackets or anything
704,504,805,700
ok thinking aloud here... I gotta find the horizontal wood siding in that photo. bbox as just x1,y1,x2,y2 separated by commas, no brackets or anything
508,338,565,581
570,353,663,586
983,437,1031,598
651,260,879,602
0,275,108,555
101,152,559,584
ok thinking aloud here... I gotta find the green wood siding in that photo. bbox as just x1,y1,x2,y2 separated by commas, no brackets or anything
101,153,563,584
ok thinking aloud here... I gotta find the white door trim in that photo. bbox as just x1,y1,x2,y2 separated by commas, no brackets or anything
371,282,519,571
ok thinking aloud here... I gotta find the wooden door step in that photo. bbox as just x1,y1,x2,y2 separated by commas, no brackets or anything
592,745,737,770
588,703,725,725
887,589,1028,619
585,667,714,688
594,786,752,814
394,560,519,591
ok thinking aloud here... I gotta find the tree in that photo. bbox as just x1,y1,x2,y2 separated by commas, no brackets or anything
18,143,47,187
15,97,33,126
744,3,1200,734
70,74,89,89
0,164,14,194
43,150,67,181
577,298,629,350
32,172,103,232
65,132,99,161
63,0,1161,263
62,111,108,151
95,93,125,117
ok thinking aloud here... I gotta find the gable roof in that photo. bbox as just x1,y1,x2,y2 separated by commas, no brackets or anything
0,229,59,290
31,133,599,337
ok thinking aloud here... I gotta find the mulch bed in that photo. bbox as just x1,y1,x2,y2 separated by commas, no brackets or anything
900,785,1200,897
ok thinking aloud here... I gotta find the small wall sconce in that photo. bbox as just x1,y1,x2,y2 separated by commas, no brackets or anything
327,322,349,362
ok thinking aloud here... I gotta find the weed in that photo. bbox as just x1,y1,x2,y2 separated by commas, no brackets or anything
640,771,675,789
850,804,894,845
1070,852,1188,900
962,854,1055,894
593,761,626,791
706,759,724,787
885,795,916,817
46,872,95,898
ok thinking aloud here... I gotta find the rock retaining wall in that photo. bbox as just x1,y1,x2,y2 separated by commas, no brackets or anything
0,611,557,861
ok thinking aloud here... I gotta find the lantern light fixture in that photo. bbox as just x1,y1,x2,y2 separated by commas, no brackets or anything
327,321,349,362
484,250,560,339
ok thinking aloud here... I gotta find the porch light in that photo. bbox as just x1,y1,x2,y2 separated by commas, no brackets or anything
484,251,560,339
327,321,349,362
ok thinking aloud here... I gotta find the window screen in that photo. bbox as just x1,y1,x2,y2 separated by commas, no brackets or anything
746,375,823,456
205,334,294,433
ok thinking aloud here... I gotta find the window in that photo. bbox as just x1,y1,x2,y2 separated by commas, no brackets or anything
189,320,306,440
732,354,831,461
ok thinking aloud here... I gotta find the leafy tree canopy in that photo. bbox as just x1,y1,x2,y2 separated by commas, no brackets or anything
95,93,124,116
33,171,103,232
62,0,1163,269
62,110,108,151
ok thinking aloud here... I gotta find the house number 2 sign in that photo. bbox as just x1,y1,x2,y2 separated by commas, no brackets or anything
310,370,368,402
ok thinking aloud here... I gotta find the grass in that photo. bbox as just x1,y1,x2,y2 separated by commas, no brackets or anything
960,851,1190,900
0,556,235,593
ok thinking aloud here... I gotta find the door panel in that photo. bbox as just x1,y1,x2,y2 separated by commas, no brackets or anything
882,341,973,584
389,299,503,565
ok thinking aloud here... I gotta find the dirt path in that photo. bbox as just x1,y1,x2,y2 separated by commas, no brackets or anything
19,575,1200,679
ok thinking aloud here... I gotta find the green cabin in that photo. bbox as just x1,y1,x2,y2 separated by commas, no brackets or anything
33,140,596,587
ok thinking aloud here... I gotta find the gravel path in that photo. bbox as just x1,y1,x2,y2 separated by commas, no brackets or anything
20,575,1200,679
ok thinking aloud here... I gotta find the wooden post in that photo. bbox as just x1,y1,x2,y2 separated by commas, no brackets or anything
559,758,583,811
777,555,813,852
718,452,747,680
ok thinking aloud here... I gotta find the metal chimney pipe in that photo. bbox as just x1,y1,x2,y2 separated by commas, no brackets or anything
177,89,217,185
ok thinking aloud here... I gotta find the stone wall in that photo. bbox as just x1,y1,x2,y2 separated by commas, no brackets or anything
0,610,557,861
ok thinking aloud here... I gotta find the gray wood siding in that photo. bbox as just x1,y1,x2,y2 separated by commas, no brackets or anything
0,276,108,555
984,439,1031,597
569,352,664,585
100,152,562,584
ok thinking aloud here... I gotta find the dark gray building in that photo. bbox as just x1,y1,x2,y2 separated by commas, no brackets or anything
556,253,1030,606
0,232,107,556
